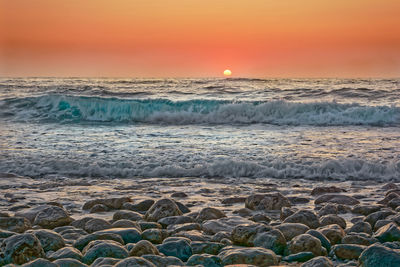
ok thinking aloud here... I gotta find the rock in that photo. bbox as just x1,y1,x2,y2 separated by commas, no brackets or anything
82,197,131,210
359,244,400,267
275,223,310,241
253,229,286,255
245,192,291,211
191,241,224,255
20,258,58,267
167,222,201,235
82,241,129,265
318,224,345,245
123,199,154,212
0,217,31,233
174,201,191,214
382,183,399,191
95,228,142,244
90,257,121,267
318,204,338,216
306,229,331,252
0,230,16,239
112,219,140,229
113,210,143,221
74,232,124,251
374,219,392,231
351,204,381,216
378,192,400,205
221,197,246,204
283,251,314,262
202,216,254,235
0,233,45,265
332,244,366,260
348,221,373,235
33,206,73,229
145,199,183,222
320,214,346,229
388,198,400,210
54,258,88,267
301,256,333,267
283,210,320,229
212,231,231,242
233,208,253,217
158,216,194,228
171,192,188,198
114,256,156,267
218,246,278,267
142,228,167,244
84,218,111,233
174,230,208,242
375,223,400,242
139,221,162,231
129,240,159,256
288,233,323,256
89,204,110,213
29,229,65,252
157,239,192,261
71,217,94,230
163,236,191,244
231,223,271,246
289,196,310,204
311,186,345,196
364,210,395,228
142,255,184,267
196,207,226,222
15,205,54,223
281,207,296,221
49,247,83,261
342,234,376,246
315,194,359,205
250,213,271,223
187,254,223,266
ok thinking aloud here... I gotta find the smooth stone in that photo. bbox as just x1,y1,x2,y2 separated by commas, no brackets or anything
0,217,31,233
280,207,296,221
245,192,291,211
122,199,154,212
212,231,231,242
84,218,111,233
20,258,58,267
332,244,366,260
145,199,183,222
142,255,184,267
82,197,131,210
90,257,121,267
113,210,143,221
311,186,345,196
378,192,400,205
163,236,192,244
158,216,194,228
288,233,323,256
142,228,167,244
342,234,377,246
138,221,162,230
114,256,156,267
218,246,278,267
364,210,395,228
129,240,159,256
112,219,140,229
196,207,226,222
1,233,45,265
89,204,110,213
250,213,271,223
275,223,310,241
233,207,252,217
191,241,224,255
283,251,314,262
375,222,400,242
318,204,338,216
320,214,346,229
318,224,345,245
174,230,209,242
95,228,142,244
374,219,392,231
15,205,54,223
82,241,129,265
202,216,254,235
306,229,331,252
171,192,188,198
283,210,320,229
221,197,246,204
351,205,381,216
359,244,400,267
74,232,124,251
187,254,223,267
288,197,310,204
157,239,193,262
71,217,94,230
54,258,88,267
301,256,333,267
49,247,83,261
348,221,373,235
33,206,73,229
231,223,271,246
387,198,400,210
28,229,65,253
167,222,201,235
315,194,359,205
253,229,286,255
0,230,16,239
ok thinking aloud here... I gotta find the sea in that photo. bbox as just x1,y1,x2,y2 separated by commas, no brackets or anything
0,78,399,181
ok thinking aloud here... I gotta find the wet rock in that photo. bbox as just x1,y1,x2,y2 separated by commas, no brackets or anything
283,210,320,229
196,207,226,222
142,255,184,267
33,206,73,229
142,228,167,244
20,258,58,267
332,244,366,260
382,183,399,191
74,232,124,251
29,229,65,253
82,240,129,265
301,256,333,267
145,199,183,222
211,231,231,242
0,217,31,233
191,241,224,255
158,215,194,228
253,229,286,255
202,216,253,235
15,205,54,223
157,239,192,261
315,194,359,205
218,246,278,267
82,197,131,210
123,199,154,212
320,214,346,229
348,221,373,235
70,217,93,230
175,201,190,214
318,224,345,245
129,240,159,256
113,210,143,221
84,218,111,233
288,233,323,256
167,222,201,235
342,234,377,246
280,207,296,221
0,233,45,265
187,254,223,266
289,196,310,204
306,229,331,252
138,221,162,231
276,223,310,241
233,208,252,217
375,222,400,242
250,213,271,223
374,219,392,231
54,258,88,267
112,219,140,229
174,230,208,242
283,251,314,262
231,223,271,246
90,257,121,267
378,192,400,205
48,246,83,261
0,230,16,239
89,204,110,213
364,210,395,228
351,204,381,216
311,186,346,196
318,204,338,216
95,228,142,244
221,197,246,204
245,192,291,211
171,192,188,198
388,198,400,210
114,256,156,267
359,244,400,267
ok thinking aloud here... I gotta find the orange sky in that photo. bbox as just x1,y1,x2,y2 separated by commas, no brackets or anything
1,0,400,77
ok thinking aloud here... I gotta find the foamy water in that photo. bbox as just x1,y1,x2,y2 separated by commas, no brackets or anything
1,78,399,180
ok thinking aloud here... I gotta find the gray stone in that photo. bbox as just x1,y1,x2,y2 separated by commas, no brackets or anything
348,221,373,235
114,256,156,267
0,233,45,265
84,218,111,233
315,194,359,205
301,256,333,267
113,210,143,221
311,186,346,196
167,222,201,235
375,222,400,242
318,204,338,216
231,223,271,246
283,210,320,229
123,199,154,212
142,255,184,267
157,239,192,261
82,197,131,210
142,228,167,244
190,241,224,255
111,219,140,229
28,229,65,253
129,240,159,256
364,210,395,228
49,246,83,261
351,205,381,216
174,230,208,242
202,216,253,235
138,221,162,231
82,241,129,265
20,258,58,267
196,207,226,222
332,244,366,260
342,234,377,246
90,257,121,267
306,229,331,252
253,229,286,255
158,215,194,228
0,217,31,233
318,224,345,245
145,199,183,222
33,206,73,229
95,228,142,244
359,244,400,267
245,192,291,211
187,254,223,266
275,223,310,241
374,219,393,231
73,232,124,251
54,258,88,267
283,251,314,262
288,233,323,256
218,246,278,267
89,204,110,213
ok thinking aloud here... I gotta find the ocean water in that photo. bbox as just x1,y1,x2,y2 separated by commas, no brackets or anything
0,78,400,181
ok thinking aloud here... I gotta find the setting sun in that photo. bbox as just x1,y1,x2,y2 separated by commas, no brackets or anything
224,69,232,76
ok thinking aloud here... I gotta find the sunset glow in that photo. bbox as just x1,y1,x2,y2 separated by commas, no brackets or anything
224,70,232,76
1,0,400,77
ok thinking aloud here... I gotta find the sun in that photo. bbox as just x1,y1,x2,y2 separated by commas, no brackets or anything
223,69,232,76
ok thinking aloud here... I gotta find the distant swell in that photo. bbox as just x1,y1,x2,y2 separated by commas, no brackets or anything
1,94,399,126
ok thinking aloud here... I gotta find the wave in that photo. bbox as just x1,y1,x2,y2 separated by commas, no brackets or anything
0,94,399,126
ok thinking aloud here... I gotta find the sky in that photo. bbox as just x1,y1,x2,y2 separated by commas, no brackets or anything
1,0,400,77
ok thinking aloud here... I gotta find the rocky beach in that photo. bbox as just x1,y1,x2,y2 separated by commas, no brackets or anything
1,173,400,266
